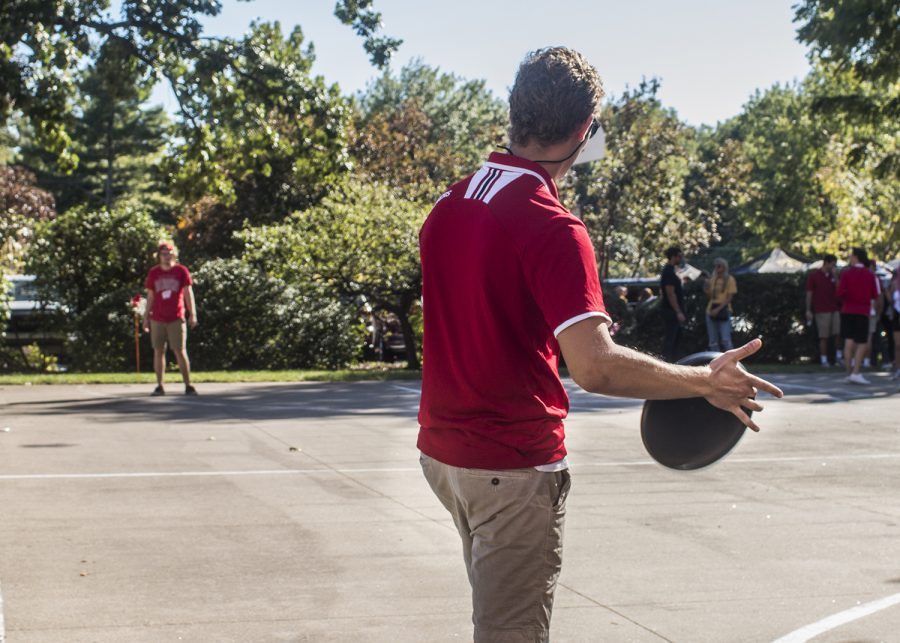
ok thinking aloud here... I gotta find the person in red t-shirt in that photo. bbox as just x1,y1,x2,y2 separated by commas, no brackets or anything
836,247,879,384
805,253,841,366
417,47,784,642
142,241,198,396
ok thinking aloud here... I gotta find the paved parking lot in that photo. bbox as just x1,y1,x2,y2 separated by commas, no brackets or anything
1,371,899,642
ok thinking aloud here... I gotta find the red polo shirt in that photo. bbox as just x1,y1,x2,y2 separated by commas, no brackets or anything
806,269,839,313
836,265,878,316
417,152,610,469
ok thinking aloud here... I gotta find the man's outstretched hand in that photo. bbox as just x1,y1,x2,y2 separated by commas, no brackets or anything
705,338,784,432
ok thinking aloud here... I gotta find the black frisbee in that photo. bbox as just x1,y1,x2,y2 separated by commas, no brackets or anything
640,351,749,470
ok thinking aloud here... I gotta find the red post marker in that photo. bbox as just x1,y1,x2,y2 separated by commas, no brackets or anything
130,294,143,374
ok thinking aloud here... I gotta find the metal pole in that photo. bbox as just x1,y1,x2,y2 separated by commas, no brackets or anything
134,313,140,373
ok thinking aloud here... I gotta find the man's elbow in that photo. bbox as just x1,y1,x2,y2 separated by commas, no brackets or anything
572,370,612,395
568,355,616,395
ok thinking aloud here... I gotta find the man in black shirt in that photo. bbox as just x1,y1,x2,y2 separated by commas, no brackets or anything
660,246,686,362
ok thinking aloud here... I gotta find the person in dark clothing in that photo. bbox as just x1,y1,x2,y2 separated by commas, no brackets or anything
660,246,686,362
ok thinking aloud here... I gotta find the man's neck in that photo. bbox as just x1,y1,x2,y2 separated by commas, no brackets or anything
507,144,566,180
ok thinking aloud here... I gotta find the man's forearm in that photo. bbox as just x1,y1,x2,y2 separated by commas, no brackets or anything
586,342,711,399
184,288,197,320
143,291,154,323
565,323,710,399
665,287,681,314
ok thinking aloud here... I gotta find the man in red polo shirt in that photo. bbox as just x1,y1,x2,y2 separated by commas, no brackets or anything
837,247,879,384
142,241,198,396
806,254,842,366
417,47,783,642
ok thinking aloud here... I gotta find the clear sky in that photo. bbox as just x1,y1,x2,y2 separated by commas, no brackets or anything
153,0,812,127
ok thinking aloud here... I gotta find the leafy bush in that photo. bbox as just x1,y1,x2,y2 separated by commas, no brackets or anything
0,270,9,339
189,259,360,370
240,180,427,368
26,206,163,371
63,286,151,372
609,273,812,363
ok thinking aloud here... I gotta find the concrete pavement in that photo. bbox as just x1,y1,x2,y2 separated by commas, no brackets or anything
0,372,899,642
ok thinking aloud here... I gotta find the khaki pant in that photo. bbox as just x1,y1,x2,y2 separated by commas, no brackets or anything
814,311,840,338
150,319,186,351
420,453,570,643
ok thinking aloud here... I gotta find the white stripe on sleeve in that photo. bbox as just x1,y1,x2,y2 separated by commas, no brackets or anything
553,311,612,337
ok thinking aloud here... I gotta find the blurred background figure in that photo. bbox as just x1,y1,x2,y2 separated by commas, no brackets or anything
837,247,878,385
890,268,900,378
805,253,842,367
660,246,686,362
862,259,884,369
703,257,737,352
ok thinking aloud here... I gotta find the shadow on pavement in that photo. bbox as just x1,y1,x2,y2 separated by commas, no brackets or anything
5,379,646,424
767,372,899,404
4,382,421,424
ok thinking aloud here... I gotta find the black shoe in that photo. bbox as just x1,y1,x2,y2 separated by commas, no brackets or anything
151,386,165,396
185,385,198,396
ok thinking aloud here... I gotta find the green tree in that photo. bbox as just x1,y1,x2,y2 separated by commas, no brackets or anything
27,205,163,370
19,40,172,216
680,135,757,269
170,21,354,260
1,1,399,167
717,66,898,259
816,132,900,258
353,61,507,200
795,0,900,178
795,0,899,83
563,81,722,277
716,83,834,255
241,180,426,369
333,0,402,68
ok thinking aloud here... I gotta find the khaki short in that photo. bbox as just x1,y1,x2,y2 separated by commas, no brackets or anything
150,320,186,351
420,453,570,642
815,311,840,338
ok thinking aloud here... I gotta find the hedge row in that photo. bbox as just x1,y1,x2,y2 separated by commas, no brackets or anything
6,270,824,372
605,273,812,363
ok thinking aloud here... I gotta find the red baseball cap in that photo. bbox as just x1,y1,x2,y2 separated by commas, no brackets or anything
158,241,175,252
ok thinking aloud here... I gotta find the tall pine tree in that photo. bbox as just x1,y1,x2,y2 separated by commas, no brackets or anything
22,40,172,218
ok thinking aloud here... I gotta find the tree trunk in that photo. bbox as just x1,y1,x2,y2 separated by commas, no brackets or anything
104,115,114,211
396,303,420,370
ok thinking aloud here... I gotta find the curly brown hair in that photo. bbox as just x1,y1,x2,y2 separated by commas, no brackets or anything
508,47,605,147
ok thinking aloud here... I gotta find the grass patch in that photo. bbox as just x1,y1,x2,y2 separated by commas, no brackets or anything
0,363,422,385
0,361,852,386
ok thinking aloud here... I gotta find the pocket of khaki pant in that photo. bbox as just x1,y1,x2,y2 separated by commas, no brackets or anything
553,469,571,509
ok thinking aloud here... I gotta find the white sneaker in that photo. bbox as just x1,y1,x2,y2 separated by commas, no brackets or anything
848,373,870,385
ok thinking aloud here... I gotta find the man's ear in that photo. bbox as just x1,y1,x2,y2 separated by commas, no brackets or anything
576,115,594,141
